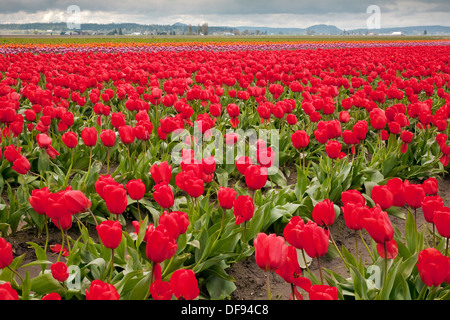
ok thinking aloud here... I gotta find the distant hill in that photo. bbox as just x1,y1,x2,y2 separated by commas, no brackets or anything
0,21,449,36
348,25,450,35
235,24,342,35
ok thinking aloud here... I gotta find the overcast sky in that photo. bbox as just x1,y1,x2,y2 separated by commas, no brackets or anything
0,0,449,30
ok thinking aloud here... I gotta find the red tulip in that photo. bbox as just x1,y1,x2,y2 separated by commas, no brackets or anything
146,224,177,264
417,248,449,287
150,161,172,185
233,195,255,225
51,211,73,231
62,131,78,149
254,233,289,272
175,169,205,198
81,127,97,147
236,156,253,175
286,114,297,125
376,238,398,259
400,130,413,143
422,177,439,196
283,216,306,249
421,195,444,223
153,182,174,208
341,203,369,231
342,130,358,146
244,165,267,190
158,211,189,239
312,199,336,227
362,206,394,244
325,140,342,159
50,262,69,282
341,189,365,207
12,155,30,174
0,237,13,269
386,178,407,207
291,130,310,149
111,112,126,129
275,246,312,295
353,120,368,140
370,108,387,130
405,184,426,209
96,220,123,249
85,279,120,300
4,145,21,163
150,263,173,300
95,174,119,199
300,221,329,258
103,184,128,215
100,129,116,147
371,185,393,210
0,282,19,300
45,191,70,221
209,103,222,117
338,111,351,123
36,133,52,149
433,206,450,238
59,190,89,217
28,187,50,215
119,125,135,145
218,187,237,210
42,292,62,300
125,179,146,201
256,147,275,168
170,269,199,300
224,133,239,145
202,156,216,174
308,284,338,300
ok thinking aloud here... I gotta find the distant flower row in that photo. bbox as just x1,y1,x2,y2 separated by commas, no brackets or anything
1,39,450,54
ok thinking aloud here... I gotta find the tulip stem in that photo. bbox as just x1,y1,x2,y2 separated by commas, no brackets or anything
64,148,74,188
137,200,141,222
327,226,349,269
359,230,375,263
84,147,93,186
127,144,131,169
301,249,311,274
446,238,449,257
266,272,272,300
44,216,49,255
107,147,110,175
317,257,324,285
65,230,71,254
57,227,65,262
109,248,115,283
433,223,436,248
355,230,359,262
28,170,48,186
88,208,98,226
417,283,428,300
291,283,296,301
7,265,24,284
383,242,388,287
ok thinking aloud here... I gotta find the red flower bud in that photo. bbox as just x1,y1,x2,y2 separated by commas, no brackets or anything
96,220,123,249
254,232,289,272
170,269,199,300
85,280,120,300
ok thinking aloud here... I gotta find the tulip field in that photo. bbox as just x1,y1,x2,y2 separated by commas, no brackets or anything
1,37,450,301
